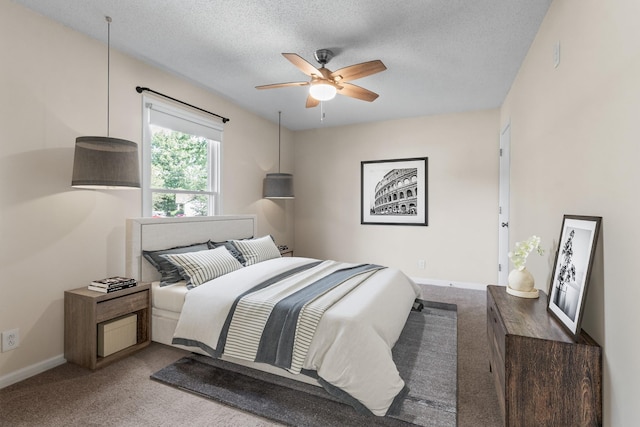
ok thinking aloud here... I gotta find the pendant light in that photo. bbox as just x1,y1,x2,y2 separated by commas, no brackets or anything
71,16,140,189
263,111,294,199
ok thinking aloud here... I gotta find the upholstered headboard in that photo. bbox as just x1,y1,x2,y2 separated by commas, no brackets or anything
125,215,257,283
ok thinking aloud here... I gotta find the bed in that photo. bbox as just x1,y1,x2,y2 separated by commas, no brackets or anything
125,215,421,416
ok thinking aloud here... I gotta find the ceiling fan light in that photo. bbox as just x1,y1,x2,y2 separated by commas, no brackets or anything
309,83,337,101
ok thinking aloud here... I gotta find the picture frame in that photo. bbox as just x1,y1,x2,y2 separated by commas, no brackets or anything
361,157,428,226
547,214,602,340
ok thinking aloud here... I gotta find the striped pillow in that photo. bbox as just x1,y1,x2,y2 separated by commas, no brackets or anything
162,246,243,289
143,242,209,286
231,235,281,266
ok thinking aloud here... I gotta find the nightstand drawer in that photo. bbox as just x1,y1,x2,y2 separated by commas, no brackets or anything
96,290,148,323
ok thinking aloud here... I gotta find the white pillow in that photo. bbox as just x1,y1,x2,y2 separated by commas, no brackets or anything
231,235,281,266
162,246,243,288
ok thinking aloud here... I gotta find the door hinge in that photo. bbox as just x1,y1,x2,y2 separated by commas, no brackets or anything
498,263,502,272
499,148,503,156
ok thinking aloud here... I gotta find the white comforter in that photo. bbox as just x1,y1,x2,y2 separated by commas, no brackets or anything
172,257,421,416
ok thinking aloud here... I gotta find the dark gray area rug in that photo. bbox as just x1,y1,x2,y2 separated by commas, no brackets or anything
151,300,457,426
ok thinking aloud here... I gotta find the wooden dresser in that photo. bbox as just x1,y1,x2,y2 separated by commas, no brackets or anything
486,285,602,426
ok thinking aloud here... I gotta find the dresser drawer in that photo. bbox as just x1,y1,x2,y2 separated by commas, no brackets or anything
96,290,149,323
487,287,507,420
487,293,506,357
489,340,505,404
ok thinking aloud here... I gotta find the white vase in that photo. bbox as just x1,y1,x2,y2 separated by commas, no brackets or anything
507,268,539,298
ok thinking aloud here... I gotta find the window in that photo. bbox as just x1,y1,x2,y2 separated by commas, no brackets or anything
142,97,222,217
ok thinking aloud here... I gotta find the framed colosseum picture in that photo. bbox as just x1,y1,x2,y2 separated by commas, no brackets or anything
361,157,428,226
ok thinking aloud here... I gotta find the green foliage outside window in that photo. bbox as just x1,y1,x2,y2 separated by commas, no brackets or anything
150,127,210,217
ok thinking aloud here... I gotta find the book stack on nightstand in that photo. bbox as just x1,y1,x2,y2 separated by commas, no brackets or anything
88,276,137,293
278,245,293,257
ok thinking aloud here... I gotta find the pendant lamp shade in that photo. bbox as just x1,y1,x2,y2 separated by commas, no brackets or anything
263,111,294,199
71,16,140,189
72,137,140,189
263,173,294,199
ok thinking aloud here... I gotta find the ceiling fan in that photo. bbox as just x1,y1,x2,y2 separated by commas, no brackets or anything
256,49,387,108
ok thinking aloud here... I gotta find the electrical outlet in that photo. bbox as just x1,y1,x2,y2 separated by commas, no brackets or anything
417,259,426,270
2,328,19,352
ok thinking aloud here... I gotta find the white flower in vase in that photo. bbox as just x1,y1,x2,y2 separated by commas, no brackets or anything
507,235,544,297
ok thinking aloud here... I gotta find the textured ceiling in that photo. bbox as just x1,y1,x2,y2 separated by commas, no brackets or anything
13,0,552,130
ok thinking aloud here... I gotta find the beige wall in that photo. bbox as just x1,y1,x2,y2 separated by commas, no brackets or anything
293,109,500,284
0,1,293,379
4,0,639,423
501,0,640,425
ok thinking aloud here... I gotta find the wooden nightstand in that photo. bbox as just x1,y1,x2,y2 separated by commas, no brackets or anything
279,245,293,257
64,283,151,369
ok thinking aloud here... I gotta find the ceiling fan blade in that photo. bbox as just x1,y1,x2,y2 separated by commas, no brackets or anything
331,60,387,82
282,53,322,77
338,83,379,102
255,81,309,90
305,95,320,108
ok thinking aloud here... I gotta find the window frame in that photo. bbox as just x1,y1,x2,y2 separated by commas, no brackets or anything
141,95,223,217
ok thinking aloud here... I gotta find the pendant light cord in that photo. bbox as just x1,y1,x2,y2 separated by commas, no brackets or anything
278,111,281,173
106,16,112,137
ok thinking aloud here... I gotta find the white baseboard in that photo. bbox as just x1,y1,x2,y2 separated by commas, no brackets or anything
0,354,66,389
411,277,488,291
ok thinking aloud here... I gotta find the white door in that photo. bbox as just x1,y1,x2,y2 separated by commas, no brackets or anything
498,122,511,285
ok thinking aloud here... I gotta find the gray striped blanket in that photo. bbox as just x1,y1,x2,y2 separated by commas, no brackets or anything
172,257,421,416
214,261,386,373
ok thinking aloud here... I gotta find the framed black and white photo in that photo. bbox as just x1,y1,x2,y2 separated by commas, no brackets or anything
361,157,428,226
547,215,602,340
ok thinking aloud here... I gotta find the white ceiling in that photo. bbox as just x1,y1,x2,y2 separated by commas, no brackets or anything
13,0,552,131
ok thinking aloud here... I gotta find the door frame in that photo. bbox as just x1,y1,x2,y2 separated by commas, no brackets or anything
498,121,511,285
